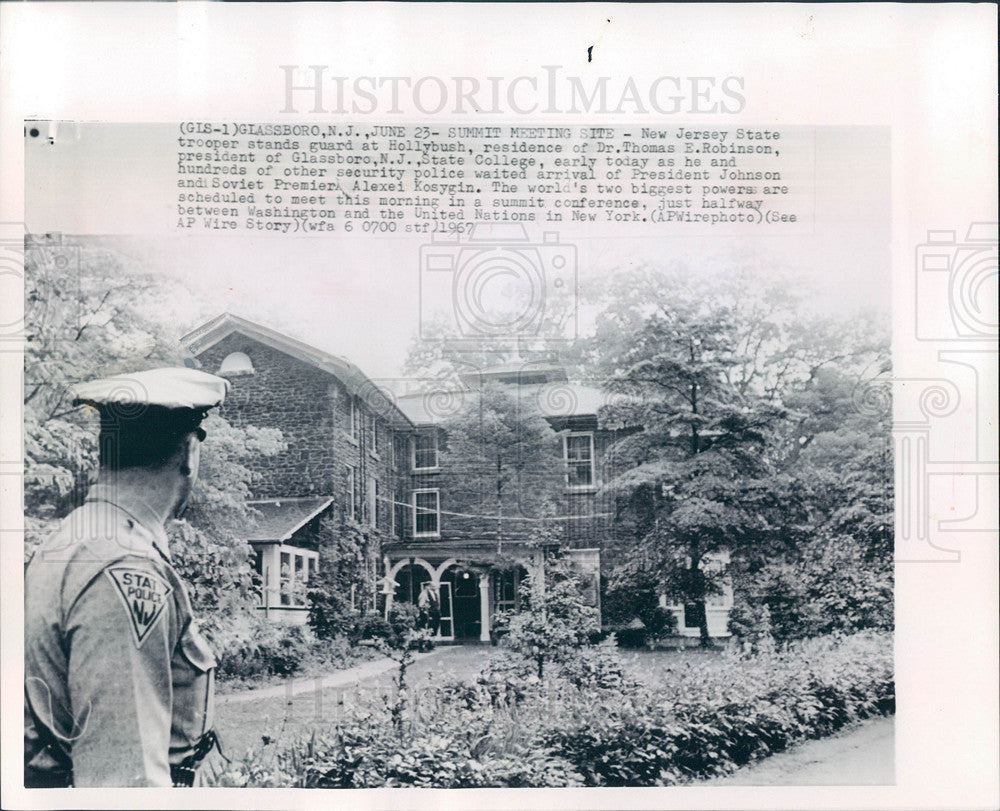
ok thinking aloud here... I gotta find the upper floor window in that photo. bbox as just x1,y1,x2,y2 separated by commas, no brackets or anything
413,489,440,537
349,397,359,440
218,351,254,376
413,432,439,471
369,414,378,454
565,432,595,488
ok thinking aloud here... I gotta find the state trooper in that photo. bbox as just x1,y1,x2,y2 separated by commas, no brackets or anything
24,367,230,787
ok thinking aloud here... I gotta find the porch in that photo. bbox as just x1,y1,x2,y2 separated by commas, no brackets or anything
383,541,545,643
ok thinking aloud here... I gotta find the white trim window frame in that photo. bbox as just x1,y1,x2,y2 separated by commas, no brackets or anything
412,431,439,472
412,488,440,538
277,545,319,608
346,464,357,520
367,475,378,529
348,395,359,442
564,431,596,490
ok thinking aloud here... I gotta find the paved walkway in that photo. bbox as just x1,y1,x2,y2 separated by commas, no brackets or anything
217,647,446,703
705,716,895,786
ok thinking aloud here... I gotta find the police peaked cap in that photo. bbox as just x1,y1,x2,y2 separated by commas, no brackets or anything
72,367,230,411
72,367,230,437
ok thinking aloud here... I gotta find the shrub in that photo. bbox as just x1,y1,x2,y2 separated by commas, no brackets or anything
206,615,376,685
351,614,394,644
614,626,650,649
208,617,312,682
731,537,892,643
602,562,665,627
542,632,894,785
308,518,380,641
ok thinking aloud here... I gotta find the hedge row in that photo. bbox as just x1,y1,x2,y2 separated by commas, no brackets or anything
210,631,893,787
541,633,894,785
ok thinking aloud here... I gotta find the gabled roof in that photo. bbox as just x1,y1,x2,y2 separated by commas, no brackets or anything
181,313,413,429
244,496,334,543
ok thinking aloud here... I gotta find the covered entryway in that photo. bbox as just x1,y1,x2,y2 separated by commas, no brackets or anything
383,541,549,644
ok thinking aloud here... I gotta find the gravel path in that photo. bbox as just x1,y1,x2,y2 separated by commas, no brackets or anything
705,716,895,785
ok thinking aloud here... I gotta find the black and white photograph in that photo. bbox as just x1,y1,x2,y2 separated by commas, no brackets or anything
1,5,996,810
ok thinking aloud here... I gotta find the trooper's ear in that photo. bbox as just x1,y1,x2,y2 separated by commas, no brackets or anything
178,432,200,478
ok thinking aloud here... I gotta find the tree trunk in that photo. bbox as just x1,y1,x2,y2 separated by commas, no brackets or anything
697,598,711,648
688,552,711,648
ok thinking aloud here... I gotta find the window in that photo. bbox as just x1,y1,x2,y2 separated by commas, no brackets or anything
218,351,254,376
413,432,438,470
349,396,358,440
564,432,595,488
369,415,378,454
272,546,317,608
346,465,357,519
493,569,521,613
367,476,378,529
413,489,440,537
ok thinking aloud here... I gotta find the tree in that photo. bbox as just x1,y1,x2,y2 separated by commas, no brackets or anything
23,239,184,550
501,556,600,678
437,384,565,542
22,237,287,632
592,263,891,645
594,266,804,646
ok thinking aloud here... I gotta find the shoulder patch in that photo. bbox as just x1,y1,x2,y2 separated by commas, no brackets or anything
104,566,174,647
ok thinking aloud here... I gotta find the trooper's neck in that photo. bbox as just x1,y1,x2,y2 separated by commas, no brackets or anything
95,468,183,529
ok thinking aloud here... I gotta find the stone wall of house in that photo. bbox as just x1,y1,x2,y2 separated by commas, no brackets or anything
196,334,402,534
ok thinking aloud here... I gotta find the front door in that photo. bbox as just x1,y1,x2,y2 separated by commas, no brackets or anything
442,567,481,640
437,582,454,639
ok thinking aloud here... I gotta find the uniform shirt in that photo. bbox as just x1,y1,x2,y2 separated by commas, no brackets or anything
24,485,216,787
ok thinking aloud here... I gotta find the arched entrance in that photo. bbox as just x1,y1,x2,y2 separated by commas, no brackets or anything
440,565,481,641
393,562,432,607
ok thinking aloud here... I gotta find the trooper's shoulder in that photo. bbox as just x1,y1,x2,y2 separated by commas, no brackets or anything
30,501,161,572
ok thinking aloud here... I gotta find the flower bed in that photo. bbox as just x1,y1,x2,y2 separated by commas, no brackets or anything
209,631,893,787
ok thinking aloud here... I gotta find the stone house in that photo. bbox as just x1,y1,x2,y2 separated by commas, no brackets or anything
181,314,732,639
182,313,412,624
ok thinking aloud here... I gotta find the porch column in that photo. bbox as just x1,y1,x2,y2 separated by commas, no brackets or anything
478,574,490,642
263,544,281,616
382,555,393,618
